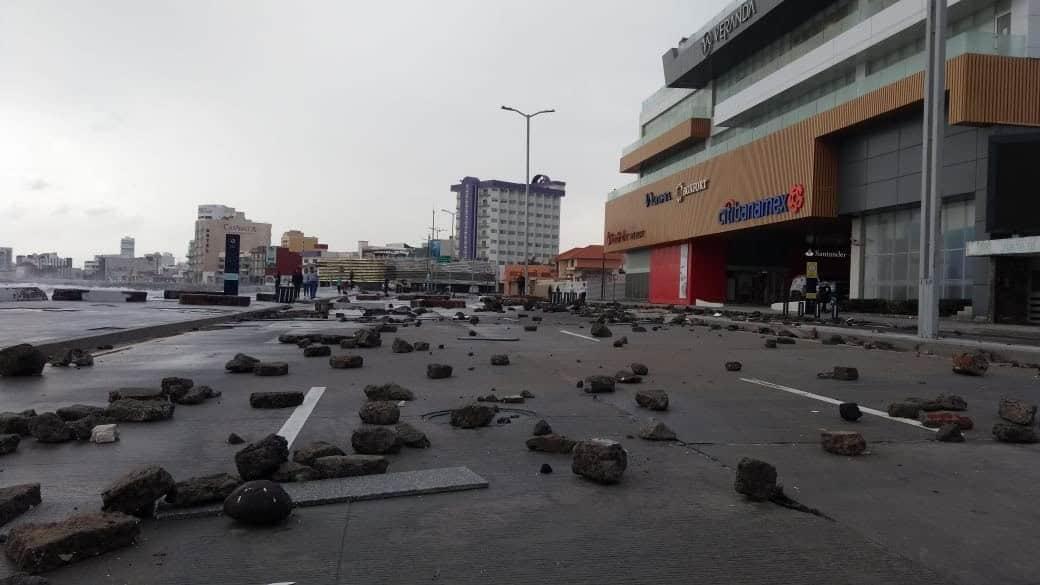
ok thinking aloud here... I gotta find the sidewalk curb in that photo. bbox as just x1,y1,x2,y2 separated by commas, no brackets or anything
33,305,288,357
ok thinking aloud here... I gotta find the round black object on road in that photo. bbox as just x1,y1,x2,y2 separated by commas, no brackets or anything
540,463,553,474
223,480,292,526
839,402,863,422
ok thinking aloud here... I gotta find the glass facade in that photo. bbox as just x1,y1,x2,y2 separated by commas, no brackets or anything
861,200,975,300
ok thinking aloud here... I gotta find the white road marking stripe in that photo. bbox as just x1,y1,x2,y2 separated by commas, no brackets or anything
739,378,936,432
559,330,600,342
277,386,326,448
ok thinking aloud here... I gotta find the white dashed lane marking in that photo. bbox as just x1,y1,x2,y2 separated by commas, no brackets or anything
559,330,600,342
276,386,327,449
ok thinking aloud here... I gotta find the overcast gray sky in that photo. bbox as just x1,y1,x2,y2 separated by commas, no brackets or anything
0,0,728,265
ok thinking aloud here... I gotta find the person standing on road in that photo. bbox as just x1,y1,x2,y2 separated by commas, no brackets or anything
291,269,303,302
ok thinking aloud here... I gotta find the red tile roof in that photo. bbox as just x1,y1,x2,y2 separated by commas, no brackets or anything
555,245,623,262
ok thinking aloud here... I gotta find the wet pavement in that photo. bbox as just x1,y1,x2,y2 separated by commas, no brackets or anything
1,307,1038,584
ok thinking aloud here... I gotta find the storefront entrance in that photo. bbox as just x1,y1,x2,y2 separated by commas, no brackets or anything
993,255,1040,324
726,267,788,306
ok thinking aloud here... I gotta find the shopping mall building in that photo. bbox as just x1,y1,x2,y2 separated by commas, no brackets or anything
604,0,1040,323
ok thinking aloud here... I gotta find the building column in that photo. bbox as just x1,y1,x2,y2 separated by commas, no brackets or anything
849,217,865,299
1011,0,1040,58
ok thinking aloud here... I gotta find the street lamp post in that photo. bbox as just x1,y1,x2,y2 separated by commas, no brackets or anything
440,209,456,256
918,0,947,338
501,105,554,296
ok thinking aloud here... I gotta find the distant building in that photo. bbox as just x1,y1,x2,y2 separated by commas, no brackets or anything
160,252,176,267
358,240,415,259
120,236,135,258
187,205,272,284
555,245,623,281
501,263,557,296
0,247,12,272
280,230,324,253
95,254,160,282
451,175,564,265
16,252,73,278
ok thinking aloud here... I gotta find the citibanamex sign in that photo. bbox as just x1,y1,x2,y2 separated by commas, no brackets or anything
718,184,805,225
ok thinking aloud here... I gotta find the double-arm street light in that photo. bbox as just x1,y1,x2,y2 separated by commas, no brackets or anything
501,105,554,295
440,209,456,254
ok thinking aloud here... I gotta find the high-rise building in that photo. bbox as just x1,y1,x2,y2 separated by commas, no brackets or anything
0,247,12,272
120,236,135,258
451,175,564,266
604,0,1040,323
280,230,323,253
187,205,272,284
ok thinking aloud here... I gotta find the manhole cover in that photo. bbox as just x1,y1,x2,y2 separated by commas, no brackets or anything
421,407,538,423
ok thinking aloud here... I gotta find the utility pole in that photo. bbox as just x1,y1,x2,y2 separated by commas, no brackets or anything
918,0,946,339
501,105,555,296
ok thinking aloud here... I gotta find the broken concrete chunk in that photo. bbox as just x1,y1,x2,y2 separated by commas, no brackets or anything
532,419,552,436
101,465,175,517
292,441,346,466
998,397,1037,426
89,424,119,444
426,364,453,379
249,392,304,409
354,328,382,348
887,401,921,419
391,338,414,353
330,355,364,369
395,422,431,448
449,403,495,429
160,377,194,401
526,434,576,454
0,483,41,527
734,458,777,501
0,434,20,455
55,404,107,422
639,420,677,441
413,341,430,351
614,370,642,384
590,323,613,338
225,353,260,373
254,362,289,376
107,388,165,402
524,325,538,332
630,363,649,376
364,383,414,401
490,354,510,366
0,413,32,437
105,399,174,423
359,401,400,425
935,423,965,442
234,434,289,480
918,411,973,430
271,461,322,483
572,439,627,484
312,455,389,479
165,473,241,508
634,389,669,411
351,425,402,454
952,352,988,376
992,422,1038,443
920,394,968,412
303,345,331,358
831,367,859,381
0,344,47,377
3,512,140,573
28,413,73,443
222,480,292,525
820,430,866,455
584,375,616,393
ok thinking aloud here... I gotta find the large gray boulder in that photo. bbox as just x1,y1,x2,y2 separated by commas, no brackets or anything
101,465,176,517
0,344,47,377
234,434,289,480
584,375,616,394
355,329,382,348
56,404,107,422
364,383,414,401
28,413,73,443
0,413,32,436
225,353,260,373
634,389,669,411
0,483,41,527
395,422,430,448
571,439,627,484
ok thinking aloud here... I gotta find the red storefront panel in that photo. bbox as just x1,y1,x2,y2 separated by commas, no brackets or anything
690,238,727,303
649,243,686,305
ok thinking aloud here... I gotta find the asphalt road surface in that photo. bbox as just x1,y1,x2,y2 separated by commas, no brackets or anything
1,307,1038,585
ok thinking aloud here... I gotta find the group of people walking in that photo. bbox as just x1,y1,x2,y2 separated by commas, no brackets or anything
275,267,320,302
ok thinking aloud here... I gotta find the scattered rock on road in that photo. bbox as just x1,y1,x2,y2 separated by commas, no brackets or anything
395,422,430,448
235,434,289,480
0,413,32,437
303,345,332,358
540,463,553,474
351,425,402,454
887,401,921,419
584,375,616,393
590,323,612,338
101,465,175,517
227,433,245,445
249,392,304,409
49,348,93,368
818,366,858,381
3,512,140,573
28,413,73,443
0,344,47,377
918,411,973,430
0,434,21,456
532,419,552,436
992,422,1038,443
56,404,106,422
725,361,742,372
820,430,866,455
364,383,414,401
0,483,41,527
734,458,777,501
952,352,988,376
639,420,677,441
630,363,649,376
449,403,495,429
413,341,430,351
105,399,175,423
524,325,538,332
998,397,1036,426
499,395,525,404
614,370,642,384
634,389,669,411
329,355,364,369
355,329,383,348
175,385,217,405
526,434,576,453
764,339,777,349
254,362,289,376
572,439,627,484
223,480,293,525
920,394,968,412
612,337,627,348
839,402,862,422
271,461,322,483
225,353,260,373
935,423,965,443
165,473,241,508
89,424,119,444
160,377,194,402
359,401,400,425
821,335,845,346
490,354,510,366
312,455,389,478
107,388,164,402
292,441,346,466
391,338,414,353
427,364,453,379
